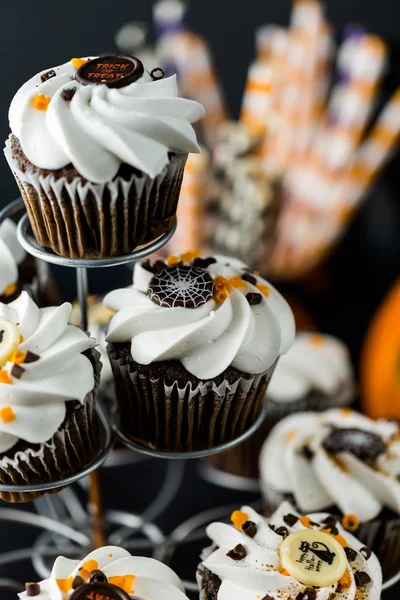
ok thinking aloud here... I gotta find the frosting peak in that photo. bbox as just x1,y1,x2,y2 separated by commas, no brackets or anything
8,56,205,182
0,219,26,298
260,409,400,522
104,254,295,379
200,502,382,600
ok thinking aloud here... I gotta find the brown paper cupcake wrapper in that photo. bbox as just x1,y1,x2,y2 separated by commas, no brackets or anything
5,139,187,259
0,346,102,503
108,346,276,452
262,486,400,584
205,384,354,481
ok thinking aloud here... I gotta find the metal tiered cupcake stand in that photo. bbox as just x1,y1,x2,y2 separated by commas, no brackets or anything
0,198,269,597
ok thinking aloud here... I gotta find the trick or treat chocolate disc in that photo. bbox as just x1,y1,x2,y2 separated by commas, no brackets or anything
76,55,144,88
70,582,132,600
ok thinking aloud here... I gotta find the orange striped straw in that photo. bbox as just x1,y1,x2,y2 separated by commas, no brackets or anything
240,61,274,138
171,32,228,149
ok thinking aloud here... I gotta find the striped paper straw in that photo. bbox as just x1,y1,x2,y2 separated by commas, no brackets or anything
240,60,274,138
171,32,229,149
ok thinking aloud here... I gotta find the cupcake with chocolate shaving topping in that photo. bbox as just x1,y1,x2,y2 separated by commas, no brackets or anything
104,252,295,452
5,55,204,259
197,501,382,600
260,408,400,582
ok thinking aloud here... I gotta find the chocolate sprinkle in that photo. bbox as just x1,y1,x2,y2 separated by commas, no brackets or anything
88,569,107,583
40,69,56,83
151,67,165,80
62,88,77,102
192,257,217,269
360,546,372,560
72,576,84,589
322,427,386,461
246,292,263,306
24,351,40,363
302,445,314,460
355,571,371,587
344,547,358,562
242,272,257,285
148,265,215,308
261,595,274,600
296,588,317,600
76,55,144,89
226,543,247,560
25,582,41,597
11,363,25,379
275,526,289,538
322,516,337,526
242,520,257,538
283,514,299,527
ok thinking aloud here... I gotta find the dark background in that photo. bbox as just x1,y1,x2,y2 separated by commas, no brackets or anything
1,1,400,598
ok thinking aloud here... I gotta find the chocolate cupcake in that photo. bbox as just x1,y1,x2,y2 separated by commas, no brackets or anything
198,502,382,600
104,252,295,452
0,292,101,502
204,332,354,482
18,545,189,599
5,55,205,259
260,408,400,582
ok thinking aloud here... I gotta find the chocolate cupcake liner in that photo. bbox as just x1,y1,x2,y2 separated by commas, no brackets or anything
0,346,102,503
204,384,354,482
262,486,400,584
5,140,187,259
108,345,276,452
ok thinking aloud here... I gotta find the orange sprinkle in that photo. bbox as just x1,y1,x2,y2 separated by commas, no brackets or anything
342,514,360,532
79,569,89,580
3,283,17,297
82,559,98,573
56,577,73,592
278,568,291,576
214,276,233,292
0,407,15,423
19,335,24,344
71,58,88,69
108,553,113,558
334,534,348,548
166,255,180,267
214,291,228,304
230,510,249,529
32,93,51,111
229,276,246,289
339,570,352,588
300,516,313,529
180,249,200,263
256,284,269,297
10,351,26,365
108,575,136,594
286,430,296,442
309,334,325,348
0,372,12,385
340,408,353,417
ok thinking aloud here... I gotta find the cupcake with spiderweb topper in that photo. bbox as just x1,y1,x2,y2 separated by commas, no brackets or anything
104,251,295,453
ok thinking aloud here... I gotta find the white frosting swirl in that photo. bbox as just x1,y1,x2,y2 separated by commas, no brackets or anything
201,502,382,600
104,255,295,379
0,292,96,453
260,409,400,522
0,219,26,297
9,57,205,183
18,545,189,599
268,332,354,403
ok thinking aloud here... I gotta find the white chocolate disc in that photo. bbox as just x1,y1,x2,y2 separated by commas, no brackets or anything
280,530,347,587
0,317,20,367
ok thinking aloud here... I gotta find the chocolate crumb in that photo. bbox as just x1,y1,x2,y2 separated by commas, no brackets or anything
88,569,107,583
0,330,4,343
269,524,276,532
72,576,84,589
192,257,217,269
360,546,372,560
242,272,257,285
296,588,317,600
226,543,247,561
261,595,274,600
25,582,41,597
242,520,257,538
24,351,40,363
283,514,299,527
344,547,358,562
246,292,263,306
302,445,314,460
11,363,25,379
62,88,77,102
275,526,289,538
151,67,165,80
355,571,371,587
40,69,56,83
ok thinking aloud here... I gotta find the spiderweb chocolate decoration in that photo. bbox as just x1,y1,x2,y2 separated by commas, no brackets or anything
148,265,215,308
